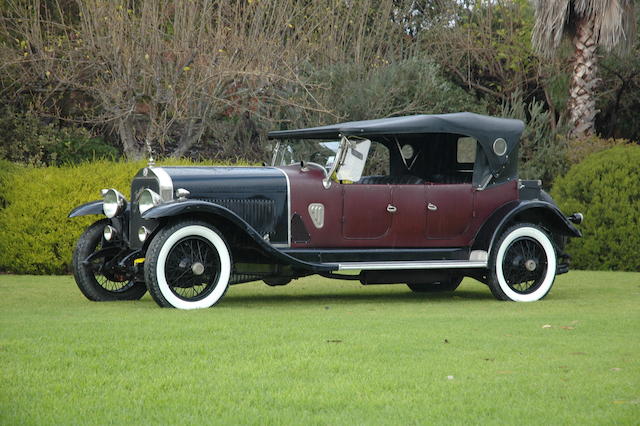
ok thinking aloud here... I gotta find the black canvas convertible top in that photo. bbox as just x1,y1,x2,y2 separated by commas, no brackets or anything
269,112,523,145
268,112,524,176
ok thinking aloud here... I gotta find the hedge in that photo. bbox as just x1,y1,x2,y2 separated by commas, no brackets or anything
551,145,640,272
0,159,241,274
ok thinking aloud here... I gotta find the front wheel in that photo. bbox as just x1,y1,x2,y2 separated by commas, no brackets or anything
73,219,147,301
144,220,232,309
487,223,557,302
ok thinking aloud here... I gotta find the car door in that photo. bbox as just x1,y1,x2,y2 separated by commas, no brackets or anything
389,184,428,245
342,184,393,240
425,183,474,241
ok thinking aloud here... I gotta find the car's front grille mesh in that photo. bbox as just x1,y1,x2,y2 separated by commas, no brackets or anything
130,176,161,249
201,198,277,236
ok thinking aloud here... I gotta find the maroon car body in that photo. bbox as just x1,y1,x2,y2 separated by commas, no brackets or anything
281,165,517,249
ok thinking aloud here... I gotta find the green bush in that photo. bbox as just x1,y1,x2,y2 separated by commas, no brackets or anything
309,58,487,122
0,159,242,274
270,57,487,133
563,135,630,165
0,159,22,209
551,145,640,271
0,107,119,166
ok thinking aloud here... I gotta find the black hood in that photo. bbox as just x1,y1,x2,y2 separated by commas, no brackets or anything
161,166,287,199
131,166,289,246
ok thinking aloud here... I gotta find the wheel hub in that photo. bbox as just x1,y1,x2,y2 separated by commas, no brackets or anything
524,259,537,272
191,262,205,276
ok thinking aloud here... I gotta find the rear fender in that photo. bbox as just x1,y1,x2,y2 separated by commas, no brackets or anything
473,200,582,254
68,200,104,218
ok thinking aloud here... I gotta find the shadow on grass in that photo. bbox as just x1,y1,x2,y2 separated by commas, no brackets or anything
223,288,495,307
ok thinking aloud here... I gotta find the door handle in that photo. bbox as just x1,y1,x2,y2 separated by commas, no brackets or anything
427,203,438,211
386,204,397,213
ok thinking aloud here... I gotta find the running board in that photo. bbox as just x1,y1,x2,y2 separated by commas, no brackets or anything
328,260,488,271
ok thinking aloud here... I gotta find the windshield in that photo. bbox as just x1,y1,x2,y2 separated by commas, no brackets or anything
271,139,341,169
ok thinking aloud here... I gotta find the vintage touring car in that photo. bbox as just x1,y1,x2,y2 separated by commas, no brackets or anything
69,112,583,309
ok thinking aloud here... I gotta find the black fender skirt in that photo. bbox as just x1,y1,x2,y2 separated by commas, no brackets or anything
142,199,333,273
472,200,582,253
68,200,104,217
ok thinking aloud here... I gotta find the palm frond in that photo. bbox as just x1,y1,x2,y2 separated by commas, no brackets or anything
532,0,636,55
532,0,571,57
594,0,636,51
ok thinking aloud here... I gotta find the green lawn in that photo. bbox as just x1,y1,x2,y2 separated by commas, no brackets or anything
1,271,638,425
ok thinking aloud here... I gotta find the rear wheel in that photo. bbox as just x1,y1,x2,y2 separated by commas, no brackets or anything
407,276,462,293
487,223,557,302
73,219,147,301
145,220,232,309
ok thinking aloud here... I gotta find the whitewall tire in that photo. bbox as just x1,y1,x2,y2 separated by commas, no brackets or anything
488,224,557,302
145,221,232,309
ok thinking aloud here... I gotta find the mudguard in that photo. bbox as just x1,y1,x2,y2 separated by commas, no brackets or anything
472,200,582,254
68,200,104,218
141,199,332,273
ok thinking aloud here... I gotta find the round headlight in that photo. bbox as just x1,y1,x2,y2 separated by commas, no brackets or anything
103,225,116,241
103,189,127,218
138,226,150,242
138,188,162,214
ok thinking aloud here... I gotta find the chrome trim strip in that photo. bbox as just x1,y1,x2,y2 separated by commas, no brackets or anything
149,167,174,201
272,167,291,248
333,260,488,271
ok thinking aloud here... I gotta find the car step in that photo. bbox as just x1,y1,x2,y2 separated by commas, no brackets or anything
329,260,488,271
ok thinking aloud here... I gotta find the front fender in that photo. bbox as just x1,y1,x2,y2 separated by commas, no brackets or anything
472,200,582,253
142,199,259,234
142,200,332,273
68,200,104,218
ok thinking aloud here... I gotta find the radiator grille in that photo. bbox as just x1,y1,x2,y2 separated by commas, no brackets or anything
129,176,160,249
202,198,277,236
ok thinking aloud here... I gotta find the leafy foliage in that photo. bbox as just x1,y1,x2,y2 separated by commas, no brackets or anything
313,58,486,121
500,91,568,188
0,159,242,274
563,134,630,165
551,145,640,271
422,0,541,109
0,159,20,209
0,107,118,166
274,57,486,133
596,39,640,142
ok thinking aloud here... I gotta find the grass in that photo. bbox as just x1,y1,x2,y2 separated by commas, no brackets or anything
1,271,639,425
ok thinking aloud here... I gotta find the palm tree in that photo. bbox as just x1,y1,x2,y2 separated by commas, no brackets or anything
532,0,636,137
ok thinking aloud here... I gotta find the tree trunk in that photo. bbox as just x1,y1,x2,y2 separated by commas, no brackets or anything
568,17,599,138
117,117,143,160
171,118,206,158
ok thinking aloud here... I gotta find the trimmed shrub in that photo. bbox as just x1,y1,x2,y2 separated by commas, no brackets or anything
0,159,22,209
563,135,629,165
551,145,640,271
0,159,243,274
